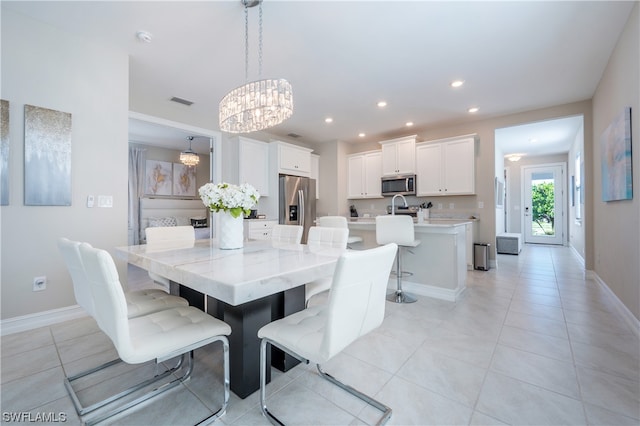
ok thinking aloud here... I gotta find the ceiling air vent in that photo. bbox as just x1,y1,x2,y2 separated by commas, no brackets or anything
287,133,301,138
170,97,194,106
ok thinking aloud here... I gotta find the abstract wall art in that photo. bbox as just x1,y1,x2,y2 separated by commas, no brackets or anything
601,107,633,202
24,104,72,206
173,162,196,196
1,100,9,205
145,160,172,196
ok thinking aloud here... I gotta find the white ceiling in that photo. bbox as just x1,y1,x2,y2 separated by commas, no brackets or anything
5,1,633,157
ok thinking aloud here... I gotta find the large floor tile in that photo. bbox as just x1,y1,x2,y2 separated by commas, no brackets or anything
577,366,640,420
397,343,487,407
1,367,68,413
504,309,568,339
1,344,61,384
476,372,586,425
358,375,472,425
490,344,580,398
572,339,640,380
498,325,572,361
343,329,419,374
1,326,53,357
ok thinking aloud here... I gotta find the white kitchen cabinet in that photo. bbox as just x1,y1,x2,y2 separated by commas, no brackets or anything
380,135,416,176
274,141,312,176
311,153,319,199
348,151,382,199
244,219,277,240
238,137,269,196
416,135,476,196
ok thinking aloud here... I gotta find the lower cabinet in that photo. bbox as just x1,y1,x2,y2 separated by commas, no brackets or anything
245,220,277,240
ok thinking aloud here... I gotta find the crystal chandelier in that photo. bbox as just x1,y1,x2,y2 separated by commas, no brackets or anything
180,136,200,166
219,0,293,133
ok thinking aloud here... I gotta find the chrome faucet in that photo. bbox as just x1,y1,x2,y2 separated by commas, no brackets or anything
391,194,408,215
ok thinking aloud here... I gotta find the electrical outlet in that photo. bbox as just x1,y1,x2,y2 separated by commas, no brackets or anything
478,201,484,209
437,203,443,209
449,203,455,209
33,276,46,292
87,195,95,208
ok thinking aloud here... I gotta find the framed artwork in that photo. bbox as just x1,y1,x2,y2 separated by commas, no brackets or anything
173,163,196,196
601,107,632,201
24,104,72,206
1,99,9,205
495,177,505,208
145,160,172,195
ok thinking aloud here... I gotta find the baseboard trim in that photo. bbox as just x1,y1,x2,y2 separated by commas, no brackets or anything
588,270,640,339
388,280,464,302
1,305,88,336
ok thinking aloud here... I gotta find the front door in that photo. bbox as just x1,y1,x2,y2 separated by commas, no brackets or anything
523,164,565,245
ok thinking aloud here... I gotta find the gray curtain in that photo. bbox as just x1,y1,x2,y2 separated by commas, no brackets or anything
128,147,146,245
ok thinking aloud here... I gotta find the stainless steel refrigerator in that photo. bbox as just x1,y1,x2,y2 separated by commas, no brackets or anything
279,175,316,244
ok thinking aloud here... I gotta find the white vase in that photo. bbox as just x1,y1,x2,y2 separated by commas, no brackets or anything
218,211,244,249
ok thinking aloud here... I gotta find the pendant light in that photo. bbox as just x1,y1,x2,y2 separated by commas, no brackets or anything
219,0,293,133
180,136,200,166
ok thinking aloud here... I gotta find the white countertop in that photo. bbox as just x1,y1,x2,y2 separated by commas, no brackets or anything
348,217,473,228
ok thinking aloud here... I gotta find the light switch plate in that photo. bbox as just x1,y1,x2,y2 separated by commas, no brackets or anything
98,195,113,208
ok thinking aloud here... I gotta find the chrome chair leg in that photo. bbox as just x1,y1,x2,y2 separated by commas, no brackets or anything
81,337,229,426
260,339,392,426
316,364,392,426
65,354,185,417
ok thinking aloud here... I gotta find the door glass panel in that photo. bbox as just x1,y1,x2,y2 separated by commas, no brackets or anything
530,171,555,237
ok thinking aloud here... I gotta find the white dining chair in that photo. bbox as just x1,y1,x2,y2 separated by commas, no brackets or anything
304,226,348,306
75,243,231,425
376,215,421,303
145,225,196,290
57,238,190,418
258,243,398,426
270,224,303,244
57,237,188,320
317,215,363,248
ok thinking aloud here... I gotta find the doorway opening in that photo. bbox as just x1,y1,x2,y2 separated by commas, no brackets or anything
522,163,565,245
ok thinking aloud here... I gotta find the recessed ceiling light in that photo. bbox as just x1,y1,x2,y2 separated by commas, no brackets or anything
358,133,366,138
468,107,479,113
529,138,538,143
377,101,387,108
136,30,153,43
324,117,333,123
406,122,414,127
451,80,465,88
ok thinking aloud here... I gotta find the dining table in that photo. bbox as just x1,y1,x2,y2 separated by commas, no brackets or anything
115,238,342,398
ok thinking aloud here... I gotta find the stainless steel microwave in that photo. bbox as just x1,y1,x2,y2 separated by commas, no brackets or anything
381,175,416,196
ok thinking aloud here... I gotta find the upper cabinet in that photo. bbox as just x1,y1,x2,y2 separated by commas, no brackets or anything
273,141,312,177
238,137,270,196
416,135,476,196
380,135,416,176
348,151,383,199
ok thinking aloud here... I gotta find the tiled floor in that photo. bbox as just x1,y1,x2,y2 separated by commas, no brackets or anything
2,244,639,425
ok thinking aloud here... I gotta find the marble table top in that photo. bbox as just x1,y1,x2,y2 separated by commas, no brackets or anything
116,239,343,306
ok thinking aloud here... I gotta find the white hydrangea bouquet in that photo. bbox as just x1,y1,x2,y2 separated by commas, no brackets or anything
199,182,260,218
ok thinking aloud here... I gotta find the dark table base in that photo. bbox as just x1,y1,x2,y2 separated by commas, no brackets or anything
173,283,305,399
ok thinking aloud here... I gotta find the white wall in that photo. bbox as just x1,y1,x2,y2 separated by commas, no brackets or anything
568,123,586,260
592,3,639,320
1,9,129,319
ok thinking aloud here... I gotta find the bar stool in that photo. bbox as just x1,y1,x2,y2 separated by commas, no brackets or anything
317,216,363,248
376,215,420,303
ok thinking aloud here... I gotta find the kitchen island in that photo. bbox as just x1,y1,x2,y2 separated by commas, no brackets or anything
347,218,470,301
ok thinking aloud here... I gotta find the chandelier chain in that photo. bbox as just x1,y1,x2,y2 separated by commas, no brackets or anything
244,4,249,81
258,1,263,76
